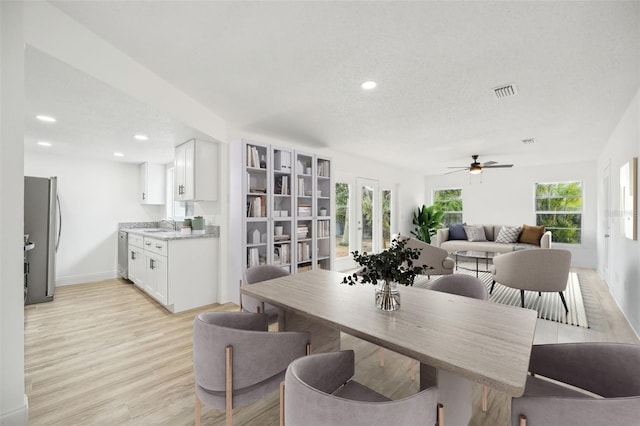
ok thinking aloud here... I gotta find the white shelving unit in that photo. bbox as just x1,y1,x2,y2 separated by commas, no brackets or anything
241,140,333,274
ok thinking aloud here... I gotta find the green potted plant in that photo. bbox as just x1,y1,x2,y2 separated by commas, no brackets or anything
342,236,429,311
411,204,444,244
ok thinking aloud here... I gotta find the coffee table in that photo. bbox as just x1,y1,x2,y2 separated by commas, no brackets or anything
454,250,497,277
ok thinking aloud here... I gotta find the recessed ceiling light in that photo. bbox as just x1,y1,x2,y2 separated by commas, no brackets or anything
360,81,377,90
113,152,124,157
36,115,57,123
37,141,52,147
134,134,149,141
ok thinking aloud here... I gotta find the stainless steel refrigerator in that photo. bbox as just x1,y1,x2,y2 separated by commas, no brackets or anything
24,176,60,305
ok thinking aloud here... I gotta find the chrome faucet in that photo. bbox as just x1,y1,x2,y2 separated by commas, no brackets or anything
160,218,178,230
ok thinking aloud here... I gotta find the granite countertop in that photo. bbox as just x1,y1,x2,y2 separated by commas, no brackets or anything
125,228,217,240
119,221,219,240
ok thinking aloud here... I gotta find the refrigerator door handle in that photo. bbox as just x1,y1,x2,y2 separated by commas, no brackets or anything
56,194,62,252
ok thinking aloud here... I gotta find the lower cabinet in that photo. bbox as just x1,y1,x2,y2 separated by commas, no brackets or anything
144,251,168,305
127,233,217,313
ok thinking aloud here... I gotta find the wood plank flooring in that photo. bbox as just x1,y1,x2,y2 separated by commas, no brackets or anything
25,268,638,425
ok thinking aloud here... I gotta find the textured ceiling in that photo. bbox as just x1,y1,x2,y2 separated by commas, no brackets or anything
27,1,640,172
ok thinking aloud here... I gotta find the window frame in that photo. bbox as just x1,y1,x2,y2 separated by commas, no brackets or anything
534,180,583,245
432,187,463,226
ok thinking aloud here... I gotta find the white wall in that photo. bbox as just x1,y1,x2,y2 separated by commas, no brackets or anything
597,88,640,335
1,1,28,423
25,151,164,285
424,161,598,268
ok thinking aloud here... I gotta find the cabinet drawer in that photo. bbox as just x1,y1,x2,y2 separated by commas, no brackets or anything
128,233,144,248
144,237,168,256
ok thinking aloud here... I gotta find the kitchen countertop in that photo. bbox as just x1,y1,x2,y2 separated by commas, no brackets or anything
124,228,218,240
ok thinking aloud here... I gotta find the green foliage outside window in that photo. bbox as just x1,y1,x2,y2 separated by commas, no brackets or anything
535,182,582,244
433,188,463,226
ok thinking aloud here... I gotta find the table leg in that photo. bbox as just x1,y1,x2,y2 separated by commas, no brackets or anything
420,364,473,426
476,258,479,277
279,309,340,353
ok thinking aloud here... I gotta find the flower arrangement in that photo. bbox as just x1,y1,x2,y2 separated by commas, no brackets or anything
341,235,429,286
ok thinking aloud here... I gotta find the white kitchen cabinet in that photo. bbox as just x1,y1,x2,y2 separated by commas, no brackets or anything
145,251,168,305
131,234,217,313
127,233,145,288
127,245,144,288
174,139,218,201
139,162,166,205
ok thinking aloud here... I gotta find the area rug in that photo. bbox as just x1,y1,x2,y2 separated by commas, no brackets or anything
414,268,590,328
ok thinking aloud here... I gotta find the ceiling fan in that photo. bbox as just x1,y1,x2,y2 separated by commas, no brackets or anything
446,154,513,175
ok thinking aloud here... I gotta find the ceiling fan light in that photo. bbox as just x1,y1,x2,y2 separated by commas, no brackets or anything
469,165,482,175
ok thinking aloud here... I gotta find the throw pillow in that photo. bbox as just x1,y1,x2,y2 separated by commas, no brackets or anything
495,226,521,244
448,223,467,240
519,224,545,246
463,225,487,242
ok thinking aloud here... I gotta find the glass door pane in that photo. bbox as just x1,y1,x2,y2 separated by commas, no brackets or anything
335,182,350,259
382,189,392,249
356,178,380,254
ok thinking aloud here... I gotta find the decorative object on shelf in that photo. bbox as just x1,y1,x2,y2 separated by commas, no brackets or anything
342,236,428,311
411,204,444,244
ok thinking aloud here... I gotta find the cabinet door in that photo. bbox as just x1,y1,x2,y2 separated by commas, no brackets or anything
145,252,168,306
139,163,148,203
182,140,195,200
128,246,145,288
174,144,187,200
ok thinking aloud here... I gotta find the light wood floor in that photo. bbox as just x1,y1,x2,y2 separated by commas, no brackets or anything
25,268,638,425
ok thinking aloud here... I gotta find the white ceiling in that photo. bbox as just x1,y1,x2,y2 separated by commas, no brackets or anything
26,1,640,173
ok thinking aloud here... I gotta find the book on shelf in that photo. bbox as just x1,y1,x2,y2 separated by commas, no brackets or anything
274,175,289,195
298,205,312,216
274,243,290,264
317,220,330,238
297,241,311,261
317,160,330,177
247,196,265,217
246,145,262,169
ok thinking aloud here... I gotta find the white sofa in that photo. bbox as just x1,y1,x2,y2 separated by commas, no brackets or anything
435,225,551,253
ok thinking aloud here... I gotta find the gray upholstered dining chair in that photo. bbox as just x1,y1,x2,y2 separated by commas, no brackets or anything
512,342,640,426
241,265,289,321
428,273,489,300
282,350,444,426
193,311,310,426
491,249,572,313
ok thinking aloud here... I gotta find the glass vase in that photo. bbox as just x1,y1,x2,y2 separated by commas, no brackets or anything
375,280,401,311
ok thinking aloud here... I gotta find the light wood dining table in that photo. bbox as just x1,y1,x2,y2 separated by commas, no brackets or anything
241,269,537,425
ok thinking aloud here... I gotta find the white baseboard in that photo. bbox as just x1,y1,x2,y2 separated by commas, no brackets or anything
0,394,28,425
55,270,119,286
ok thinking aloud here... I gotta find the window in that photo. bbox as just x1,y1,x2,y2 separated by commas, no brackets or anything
335,182,350,258
382,189,392,249
535,181,582,244
433,188,463,226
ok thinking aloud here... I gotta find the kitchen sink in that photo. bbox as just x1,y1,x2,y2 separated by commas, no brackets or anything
142,228,164,233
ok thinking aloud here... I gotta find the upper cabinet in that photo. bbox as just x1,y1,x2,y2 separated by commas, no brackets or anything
139,162,166,205
174,139,218,201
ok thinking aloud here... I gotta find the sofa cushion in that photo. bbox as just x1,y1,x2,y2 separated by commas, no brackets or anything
448,223,467,240
442,240,516,254
519,224,545,246
464,225,487,242
495,226,521,244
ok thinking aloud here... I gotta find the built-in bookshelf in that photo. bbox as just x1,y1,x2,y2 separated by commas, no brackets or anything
241,140,333,274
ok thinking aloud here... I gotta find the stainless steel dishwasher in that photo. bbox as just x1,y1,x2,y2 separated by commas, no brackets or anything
118,230,129,280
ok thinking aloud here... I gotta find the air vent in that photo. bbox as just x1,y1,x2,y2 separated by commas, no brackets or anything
493,84,518,99
521,138,536,145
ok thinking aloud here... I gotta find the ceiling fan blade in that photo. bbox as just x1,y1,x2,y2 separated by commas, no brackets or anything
480,161,497,167
483,164,513,168
444,168,469,175
447,166,469,169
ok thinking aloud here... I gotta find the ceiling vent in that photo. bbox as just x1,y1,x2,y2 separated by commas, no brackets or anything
521,138,536,145
493,84,518,99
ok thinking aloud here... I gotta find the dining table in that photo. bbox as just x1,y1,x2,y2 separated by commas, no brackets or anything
241,269,538,425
